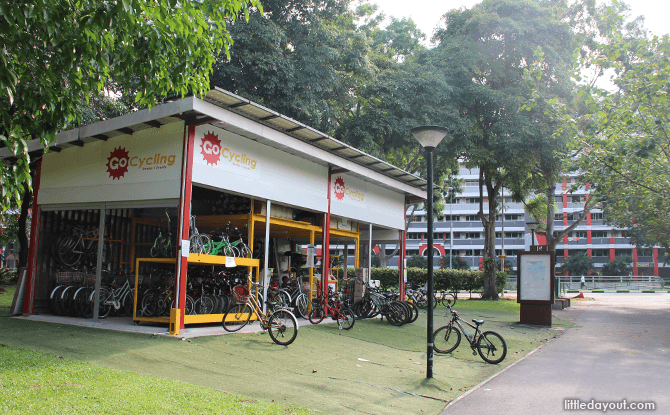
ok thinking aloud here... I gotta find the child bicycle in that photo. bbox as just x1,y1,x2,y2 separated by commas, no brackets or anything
433,301,507,364
222,275,299,346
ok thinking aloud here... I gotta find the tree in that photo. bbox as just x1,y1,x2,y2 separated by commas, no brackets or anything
440,254,469,270
407,254,427,269
573,30,670,251
601,255,632,276
432,0,577,299
0,0,262,209
561,251,594,275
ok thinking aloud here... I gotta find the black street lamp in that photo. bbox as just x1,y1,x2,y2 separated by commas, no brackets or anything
411,125,450,379
527,220,539,248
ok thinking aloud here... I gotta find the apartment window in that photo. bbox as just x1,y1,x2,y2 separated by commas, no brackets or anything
465,197,480,204
437,215,444,221
572,231,587,238
465,215,479,221
505,232,523,238
592,249,609,257
495,249,502,256
507,249,520,257
591,231,608,238
591,213,603,220
571,195,584,203
453,232,461,239
555,196,563,203
406,250,419,256
495,232,502,238
615,249,633,257
465,249,481,256
464,232,480,239
504,214,520,221
464,180,479,187
443,215,460,222
639,248,653,257
434,233,443,240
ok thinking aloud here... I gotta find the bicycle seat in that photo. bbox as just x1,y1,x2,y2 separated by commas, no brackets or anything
472,319,484,325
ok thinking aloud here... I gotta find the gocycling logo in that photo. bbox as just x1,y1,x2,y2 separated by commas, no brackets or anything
200,131,257,169
106,147,177,180
201,131,222,165
106,147,130,180
333,176,364,202
334,177,345,200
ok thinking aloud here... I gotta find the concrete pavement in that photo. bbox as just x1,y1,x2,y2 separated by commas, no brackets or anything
442,293,670,415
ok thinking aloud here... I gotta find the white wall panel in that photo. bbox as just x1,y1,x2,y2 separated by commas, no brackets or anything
192,125,328,212
38,122,184,205
330,173,405,230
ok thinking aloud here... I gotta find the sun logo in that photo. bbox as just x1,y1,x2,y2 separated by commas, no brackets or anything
334,176,345,200
201,131,222,165
106,147,130,180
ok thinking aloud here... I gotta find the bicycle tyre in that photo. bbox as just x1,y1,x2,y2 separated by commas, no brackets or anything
294,293,310,319
396,301,412,325
122,289,135,316
275,290,291,310
308,303,325,324
440,292,457,307
57,237,81,267
150,243,160,258
406,301,419,324
185,295,195,315
268,309,298,346
95,287,113,318
477,331,507,364
384,302,405,326
59,286,75,316
50,285,65,316
222,303,253,332
337,308,355,330
433,325,461,354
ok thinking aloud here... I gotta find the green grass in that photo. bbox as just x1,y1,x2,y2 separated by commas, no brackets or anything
0,284,17,314
0,345,317,415
0,298,570,415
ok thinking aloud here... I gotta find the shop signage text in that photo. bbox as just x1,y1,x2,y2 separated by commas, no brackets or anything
201,131,257,170
333,176,364,202
106,147,177,180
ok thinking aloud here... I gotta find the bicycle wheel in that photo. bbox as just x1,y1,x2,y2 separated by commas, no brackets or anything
441,292,457,307
433,325,461,354
94,287,113,318
384,302,406,326
294,293,310,319
477,331,507,364
121,289,135,316
275,290,291,310
185,295,195,315
336,308,355,330
59,286,75,316
57,237,81,267
222,303,253,332
150,242,160,258
195,296,215,315
405,301,419,324
50,285,65,316
308,303,325,324
267,309,298,346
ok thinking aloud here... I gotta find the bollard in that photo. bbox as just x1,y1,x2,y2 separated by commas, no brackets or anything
169,308,181,336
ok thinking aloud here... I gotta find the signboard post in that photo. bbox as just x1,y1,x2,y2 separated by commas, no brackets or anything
517,247,555,326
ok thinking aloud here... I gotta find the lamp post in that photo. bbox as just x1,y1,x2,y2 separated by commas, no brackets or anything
411,125,450,379
527,220,539,248
448,179,453,270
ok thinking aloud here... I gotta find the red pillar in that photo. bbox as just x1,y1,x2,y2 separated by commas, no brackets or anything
322,170,332,296
176,124,195,329
653,248,659,277
23,162,42,314
632,248,639,276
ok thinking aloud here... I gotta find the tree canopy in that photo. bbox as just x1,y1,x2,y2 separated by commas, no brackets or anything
0,0,262,209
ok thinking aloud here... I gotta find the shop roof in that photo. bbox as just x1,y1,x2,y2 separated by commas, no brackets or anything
0,88,427,199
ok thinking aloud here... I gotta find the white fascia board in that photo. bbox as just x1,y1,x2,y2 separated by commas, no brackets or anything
192,98,426,200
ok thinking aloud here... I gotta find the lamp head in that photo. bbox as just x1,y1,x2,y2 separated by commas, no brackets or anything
527,221,539,231
410,126,450,149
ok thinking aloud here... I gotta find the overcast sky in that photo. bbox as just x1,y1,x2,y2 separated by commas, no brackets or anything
375,0,669,45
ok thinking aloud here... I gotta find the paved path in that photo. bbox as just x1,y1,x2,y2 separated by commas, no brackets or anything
442,293,670,415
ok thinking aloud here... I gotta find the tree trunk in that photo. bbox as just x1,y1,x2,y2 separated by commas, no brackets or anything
481,189,499,300
18,185,32,269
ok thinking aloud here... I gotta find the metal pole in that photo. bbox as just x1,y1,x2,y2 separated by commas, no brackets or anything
501,192,505,271
368,223,372,283
426,147,435,379
262,200,271,314
449,178,453,269
93,206,106,322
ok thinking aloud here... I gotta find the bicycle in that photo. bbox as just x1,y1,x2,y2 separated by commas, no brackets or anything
151,211,174,258
55,226,113,269
188,215,212,255
309,286,355,330
223,275,299,346
433,301,507,364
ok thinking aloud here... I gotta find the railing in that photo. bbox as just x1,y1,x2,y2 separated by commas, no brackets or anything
558,275,666,294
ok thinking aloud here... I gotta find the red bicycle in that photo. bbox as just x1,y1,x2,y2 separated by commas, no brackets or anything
309,286,355,330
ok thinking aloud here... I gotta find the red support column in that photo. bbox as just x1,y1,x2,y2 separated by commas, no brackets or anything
176,125,196,329
399,202,407,301
609,247,615,261
633,248,639,276
23,162,42,314
322,170,332,296
653,248,659,277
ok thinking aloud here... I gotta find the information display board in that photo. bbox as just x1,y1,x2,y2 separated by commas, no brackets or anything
518,253,553,302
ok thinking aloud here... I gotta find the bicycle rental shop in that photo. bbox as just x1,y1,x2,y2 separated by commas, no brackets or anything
4,88,428,334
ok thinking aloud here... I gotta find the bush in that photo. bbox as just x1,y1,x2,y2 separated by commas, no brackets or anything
334,267,508,294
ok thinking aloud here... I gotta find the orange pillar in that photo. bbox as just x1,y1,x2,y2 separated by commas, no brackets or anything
176,124,195,329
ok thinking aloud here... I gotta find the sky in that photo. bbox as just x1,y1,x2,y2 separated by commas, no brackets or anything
375,0,669,45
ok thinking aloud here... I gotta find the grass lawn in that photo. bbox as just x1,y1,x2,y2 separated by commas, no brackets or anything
0,296,570,415
0,284,17,315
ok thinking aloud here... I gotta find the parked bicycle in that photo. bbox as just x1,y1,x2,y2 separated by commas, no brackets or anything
189,215,212,255
308,285,355,330
151,211,174,258
223,275,299,346
54,226,113,269
433,301,507,364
